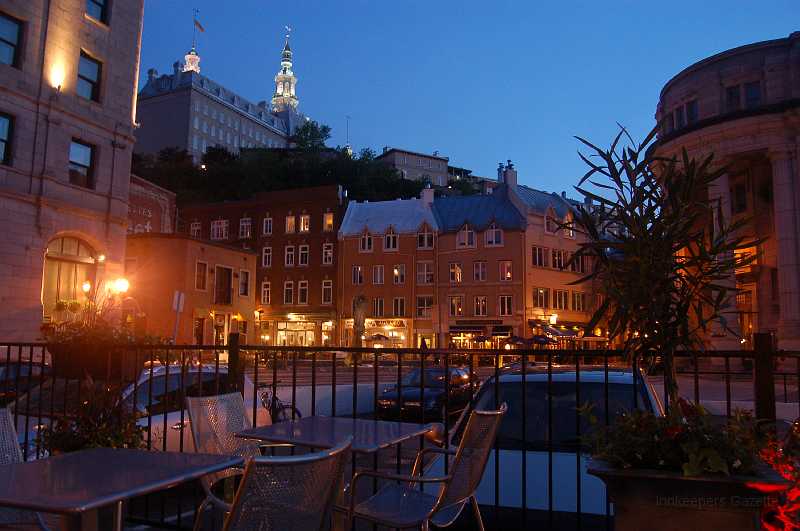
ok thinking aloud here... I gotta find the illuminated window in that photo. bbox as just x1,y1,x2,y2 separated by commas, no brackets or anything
448,296,464,317
534,288,550,309
299,214,310,233
449,263,462,283
0,13,21,67
41,237,97,321
285,215,295,234
392,264,405,284
77,52,102,102
86,0,109,24
499,261,512,281
499,295,513,316
322,243,333,265
68,140,95,189
323,212,334,232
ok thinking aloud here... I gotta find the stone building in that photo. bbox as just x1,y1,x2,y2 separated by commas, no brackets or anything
338,188,439,348
655,32,800,349
0,0,144,340
125,233,256,345
135,33,304,162
180,185,345,346
128,174,176,235
376,147,450,187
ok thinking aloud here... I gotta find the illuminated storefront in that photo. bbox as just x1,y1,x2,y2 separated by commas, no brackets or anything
258,312,337,347
343,318,409,348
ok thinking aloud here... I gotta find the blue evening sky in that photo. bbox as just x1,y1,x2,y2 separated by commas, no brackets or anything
139,1,797,193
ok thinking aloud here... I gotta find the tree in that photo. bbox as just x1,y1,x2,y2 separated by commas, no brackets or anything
289,120,331,152
570,126,762,403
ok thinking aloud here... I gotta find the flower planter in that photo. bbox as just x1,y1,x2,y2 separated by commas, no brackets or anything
588,459,790,531
49,342,143,381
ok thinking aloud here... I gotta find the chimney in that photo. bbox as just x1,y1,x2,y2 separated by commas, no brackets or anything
502,160,517,187
561,191,567,199
497,162,505,181
172,61,181,75
420,184,435,205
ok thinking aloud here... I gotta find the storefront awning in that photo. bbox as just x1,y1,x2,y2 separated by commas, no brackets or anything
449,325,485,334
491,326,513,337
544,325,579,337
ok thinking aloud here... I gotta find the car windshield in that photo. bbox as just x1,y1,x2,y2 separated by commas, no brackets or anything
471,380,652,451
400,369,451,388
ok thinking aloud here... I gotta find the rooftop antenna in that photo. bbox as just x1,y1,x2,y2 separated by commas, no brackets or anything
346,115,351,145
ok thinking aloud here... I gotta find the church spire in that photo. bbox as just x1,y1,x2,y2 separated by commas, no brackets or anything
183,9,203,73
272,26,298,112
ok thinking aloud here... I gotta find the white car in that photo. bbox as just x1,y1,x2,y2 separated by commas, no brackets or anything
426,366,663,525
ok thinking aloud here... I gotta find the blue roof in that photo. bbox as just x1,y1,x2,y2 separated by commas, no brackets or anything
339,198,438,236
515,184,581,218
432,186,525,232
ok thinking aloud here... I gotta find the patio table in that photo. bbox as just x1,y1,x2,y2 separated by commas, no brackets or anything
236,416,434,454
0,447,243,531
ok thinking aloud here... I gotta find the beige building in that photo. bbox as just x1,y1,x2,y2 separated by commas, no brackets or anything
0,0,144,340
655,31,800,349
376,147,450,187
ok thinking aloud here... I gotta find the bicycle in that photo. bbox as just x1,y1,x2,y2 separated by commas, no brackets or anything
260,385,302,423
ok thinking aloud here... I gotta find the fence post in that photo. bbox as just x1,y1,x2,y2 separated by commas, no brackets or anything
753,332,776,421
228,332,242,394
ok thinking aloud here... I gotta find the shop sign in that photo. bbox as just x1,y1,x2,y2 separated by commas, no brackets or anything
344,319,406,329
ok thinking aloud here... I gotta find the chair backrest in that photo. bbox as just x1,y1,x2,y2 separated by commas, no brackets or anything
185,392,261,459
223,437,352,531
0,409,21,465
437,403,507,509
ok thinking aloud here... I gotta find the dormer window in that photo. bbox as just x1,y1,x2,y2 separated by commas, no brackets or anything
359,232,373,253
384,228,399,251
417,226,434,249
485,223,503,246
457,225,476,248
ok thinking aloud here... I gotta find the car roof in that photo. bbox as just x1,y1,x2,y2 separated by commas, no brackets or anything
491,367,636,385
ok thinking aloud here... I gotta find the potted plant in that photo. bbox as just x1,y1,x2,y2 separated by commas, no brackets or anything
569,127,786,530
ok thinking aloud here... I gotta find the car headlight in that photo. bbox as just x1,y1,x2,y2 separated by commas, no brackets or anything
377,399,393,407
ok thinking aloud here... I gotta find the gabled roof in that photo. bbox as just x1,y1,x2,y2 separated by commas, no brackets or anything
339,198,438,237
515,184,582,219
432,185,526,232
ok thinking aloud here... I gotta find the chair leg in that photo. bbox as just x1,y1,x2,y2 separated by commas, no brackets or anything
421,520,430,531
193,498,210,531
470,496,485,531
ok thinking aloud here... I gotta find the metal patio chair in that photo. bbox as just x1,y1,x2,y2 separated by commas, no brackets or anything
186,392,287,531
348,403,507,531
223,437,352,531
0,408,49,530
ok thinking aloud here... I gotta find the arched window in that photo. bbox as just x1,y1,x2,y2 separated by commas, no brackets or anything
41,237,98,320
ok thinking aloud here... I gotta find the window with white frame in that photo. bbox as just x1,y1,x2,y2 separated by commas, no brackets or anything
323,212,334,232
373,264,384,285
239,270,250,296
299,214,310,233
239,218,252,239
485,224,503,246
322,243,333,265
449,263,463,283
261,247,272,268
393,297,405,317
417,227,434,249
499,295,513,316
285,215,296,234
572,291,586,312
384,229,398,251
456,225,476,248
532,246,549,267
190,222,201,238
416,262,434,284
359,233,373,252
545,213,558,234
372,297,384,317
297,280,308,305
393,264,405,284
262,216,272,235
552,249,566,270
569,253,585,274
448,296,464,317
352,265,364,285
553,289,569,310
298,245,309,266
284,245,295,267
322,280,333,305
474,261,487,281
283,281,293,305
416,296,433,318
261,281,271,304
499,261,513,281
210,220,229,240
534,287,550,308
474,296,488,316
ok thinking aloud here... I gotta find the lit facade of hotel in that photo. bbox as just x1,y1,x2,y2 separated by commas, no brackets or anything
0,0,144,340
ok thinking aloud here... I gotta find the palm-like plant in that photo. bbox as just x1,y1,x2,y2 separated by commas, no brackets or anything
570,126,763,403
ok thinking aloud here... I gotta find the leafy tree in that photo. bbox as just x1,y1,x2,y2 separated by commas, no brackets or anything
289,120,331,151
448,178,480,196
570,127,762,403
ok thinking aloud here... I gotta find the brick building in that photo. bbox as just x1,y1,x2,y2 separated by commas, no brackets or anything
338,188,439,348
126,233,256,345
0,0,143,339
655,31,800,349
128,174,176,234
180,185,345,346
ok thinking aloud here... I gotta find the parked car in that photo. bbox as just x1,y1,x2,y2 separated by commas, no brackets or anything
0,364,51,406
425,366,663,526
376,367,474,421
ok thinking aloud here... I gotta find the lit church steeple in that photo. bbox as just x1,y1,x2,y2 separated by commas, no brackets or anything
271,27,298,112
182,46,200,73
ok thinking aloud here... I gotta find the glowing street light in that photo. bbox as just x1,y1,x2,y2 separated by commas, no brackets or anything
81,280,92,293
112,278,129,294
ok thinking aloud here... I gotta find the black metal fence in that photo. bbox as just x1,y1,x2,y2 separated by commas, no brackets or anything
1,335,798,530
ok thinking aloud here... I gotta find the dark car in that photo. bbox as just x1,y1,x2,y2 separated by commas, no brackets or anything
376,367,474,421
0,364,51,406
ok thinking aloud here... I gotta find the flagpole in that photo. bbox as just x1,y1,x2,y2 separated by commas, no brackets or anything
192,8,198,49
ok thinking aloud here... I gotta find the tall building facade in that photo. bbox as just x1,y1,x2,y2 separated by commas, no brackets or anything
376,148,450,186
0,0,144,340
179,185,345,346
135,34,304,162
655,32,800,349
